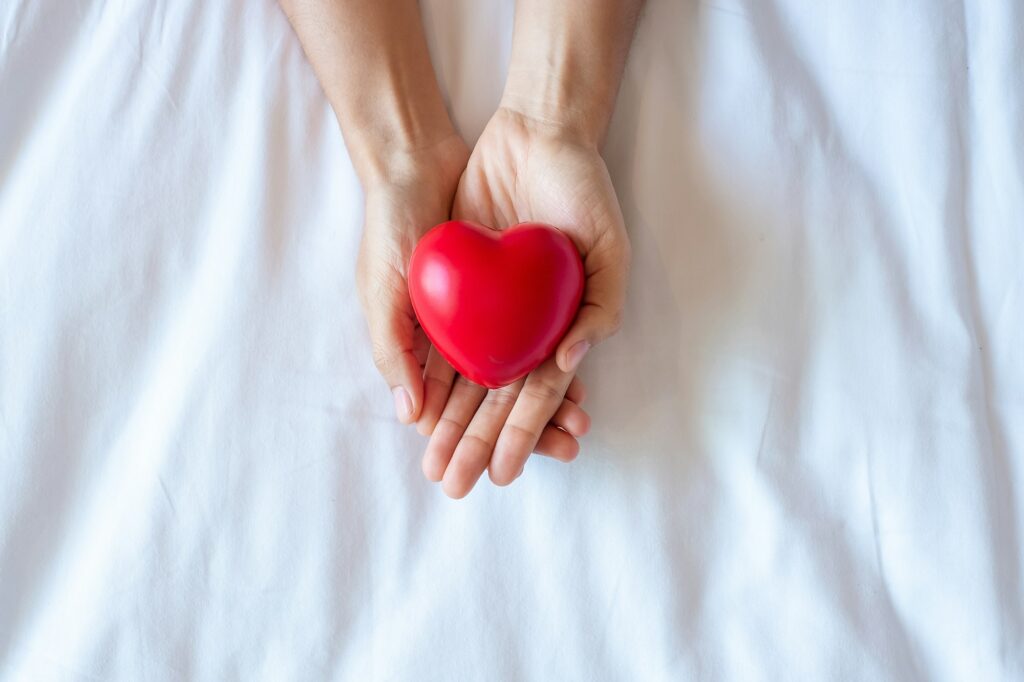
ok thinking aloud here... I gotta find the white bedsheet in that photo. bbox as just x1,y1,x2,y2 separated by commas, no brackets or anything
2,0,1022,679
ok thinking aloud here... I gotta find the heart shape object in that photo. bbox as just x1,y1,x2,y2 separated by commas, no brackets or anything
409,220,585,389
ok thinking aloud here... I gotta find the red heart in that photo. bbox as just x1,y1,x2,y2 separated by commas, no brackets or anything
409,220,584,389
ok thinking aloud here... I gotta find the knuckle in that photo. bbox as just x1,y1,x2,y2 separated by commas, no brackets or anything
460,433,495,458
487,387,519,410
522,380,563,405
437,414,469,432
453,375,479,391
606,308,624,335
424,374,451,391
503,421,540,447
370,343,397,375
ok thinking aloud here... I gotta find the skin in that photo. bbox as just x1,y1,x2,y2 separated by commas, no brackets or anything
280,0,642,497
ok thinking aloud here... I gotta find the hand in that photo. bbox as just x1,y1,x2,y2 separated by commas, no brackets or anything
281,0,639,494
355,135,469,424
280,0,472,421
418,107,631,498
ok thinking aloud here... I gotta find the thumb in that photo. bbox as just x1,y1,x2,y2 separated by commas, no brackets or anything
367,303,425,425
556,245,629,374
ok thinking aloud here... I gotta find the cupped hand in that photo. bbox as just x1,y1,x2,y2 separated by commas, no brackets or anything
418,107,631,498
355,135,469,424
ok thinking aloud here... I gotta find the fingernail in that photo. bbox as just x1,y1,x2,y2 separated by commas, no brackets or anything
393,386,412,422
565,341,591,373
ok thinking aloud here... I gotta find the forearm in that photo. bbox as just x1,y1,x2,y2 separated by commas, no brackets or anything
502,0,644,147
279,0,457,182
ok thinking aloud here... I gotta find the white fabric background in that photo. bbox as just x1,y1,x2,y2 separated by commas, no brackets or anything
1,0,1022,679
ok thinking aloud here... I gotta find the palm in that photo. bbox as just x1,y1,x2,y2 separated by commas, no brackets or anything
418,108,629,498
454,109,625,255
355,135,469,423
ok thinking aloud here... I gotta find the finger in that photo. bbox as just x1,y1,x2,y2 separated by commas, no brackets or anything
565,376,586,406
443,383,520,498
417,347,456,436
556,236,630,374
366,304,426,425
512,427,581,484
421,376,487,483
533,425,581,462
489,359,573,486
412,326,431,367
550,399,590,438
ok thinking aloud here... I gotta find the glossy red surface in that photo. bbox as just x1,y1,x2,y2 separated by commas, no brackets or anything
409,220,585,389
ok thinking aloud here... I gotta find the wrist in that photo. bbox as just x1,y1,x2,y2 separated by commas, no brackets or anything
362,130,467,191
328,66,460,187
292,0,459,186
343,110,460,188
500,64,611,150
499,0,642,149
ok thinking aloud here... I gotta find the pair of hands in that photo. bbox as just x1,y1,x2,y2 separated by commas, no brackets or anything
278,0,642,497
357,107,630,498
